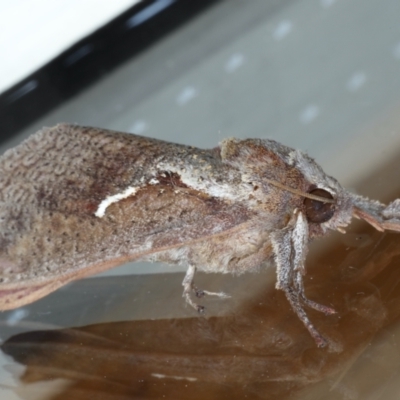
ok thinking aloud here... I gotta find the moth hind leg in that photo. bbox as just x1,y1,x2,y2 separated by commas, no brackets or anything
182,265,230,313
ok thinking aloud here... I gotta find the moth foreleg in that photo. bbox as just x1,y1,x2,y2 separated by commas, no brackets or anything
282,280,328,348
277,256,328,347
272,215,329,347
294,271,336,316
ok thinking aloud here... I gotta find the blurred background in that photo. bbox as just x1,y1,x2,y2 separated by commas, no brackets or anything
2,1,400,399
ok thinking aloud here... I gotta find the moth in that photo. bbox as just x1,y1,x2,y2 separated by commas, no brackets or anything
1,124,400,347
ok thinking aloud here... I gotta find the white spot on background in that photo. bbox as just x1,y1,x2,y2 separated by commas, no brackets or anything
299,104,320,124
224,53,245,73
6,308,29,326
392,42,400,59
320,0,336,8
273,20,292,41
176,86,198,105
346,71,366,92
130,120,148,134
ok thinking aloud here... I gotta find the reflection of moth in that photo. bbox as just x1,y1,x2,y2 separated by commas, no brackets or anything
1,124,400,347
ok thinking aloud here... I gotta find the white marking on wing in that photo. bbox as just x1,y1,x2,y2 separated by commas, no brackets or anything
95,186,139,218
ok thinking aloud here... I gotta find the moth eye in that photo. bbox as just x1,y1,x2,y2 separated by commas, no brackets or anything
304,188,335,223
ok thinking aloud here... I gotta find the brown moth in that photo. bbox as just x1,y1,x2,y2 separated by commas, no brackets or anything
1,124,400,347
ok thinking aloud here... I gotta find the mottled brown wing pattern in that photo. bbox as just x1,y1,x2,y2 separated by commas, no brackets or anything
0,125,255,309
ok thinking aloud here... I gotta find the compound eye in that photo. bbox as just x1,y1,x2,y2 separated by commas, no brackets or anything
304,188,335,223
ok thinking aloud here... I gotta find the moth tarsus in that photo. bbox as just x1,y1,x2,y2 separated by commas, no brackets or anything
194,289,205,298
1,123,400,348
197,306,205,314
181,265,229,312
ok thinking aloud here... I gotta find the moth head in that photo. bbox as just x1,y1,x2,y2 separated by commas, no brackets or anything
287,149,356,234
301,184,354,235
220,138,383,234
303,188,335,224
289,148,400,235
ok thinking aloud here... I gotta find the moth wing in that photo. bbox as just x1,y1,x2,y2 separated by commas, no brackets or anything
0,125,254,309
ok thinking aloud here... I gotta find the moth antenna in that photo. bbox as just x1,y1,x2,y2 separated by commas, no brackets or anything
353,207,385,232
263,178,335,204
353,200,400,233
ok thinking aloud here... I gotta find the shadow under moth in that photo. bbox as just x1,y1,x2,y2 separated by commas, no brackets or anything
1,124,400,347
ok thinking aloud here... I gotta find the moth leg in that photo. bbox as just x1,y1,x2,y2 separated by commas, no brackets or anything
294,271,336,315
182,265,230,313
272,214,328,347
279,264,328,347
195,288,230,299
291,213,336,315
283,282,327,348
290,210,335,315
182,265,205,312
